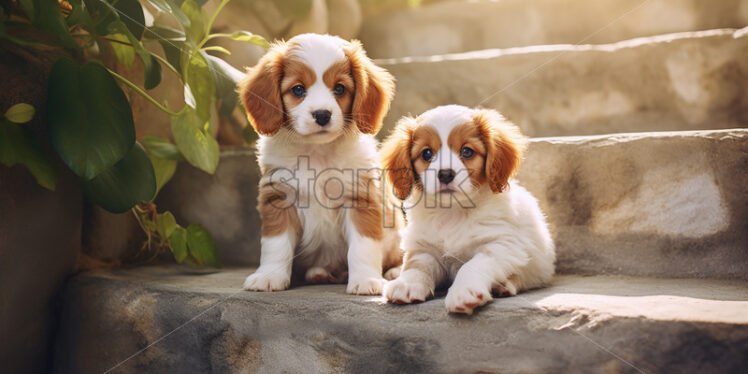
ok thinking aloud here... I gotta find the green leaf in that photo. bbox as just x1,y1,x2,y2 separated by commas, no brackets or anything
181,0,205,45
143,54,163,90
205,55,242,116
145,0,189,27
202,45,230,55
82,142,156,213
47,58,135,180
148,153,177,194
169,226,189,262
224,31,269,48
143,135,182,160
156,211,178,240
35,0,77,49
65,0,92,28
108,34,135,68
183,50,215,123
0,119,56,190
158,39,186,73
170,108,219,174
144,25,186,41
186,223,219,267
107,21,162,90
4,103,35,124
96,0,145,40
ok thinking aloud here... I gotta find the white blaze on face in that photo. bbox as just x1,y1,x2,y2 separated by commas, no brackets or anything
287,34,347,141
417,105,478,195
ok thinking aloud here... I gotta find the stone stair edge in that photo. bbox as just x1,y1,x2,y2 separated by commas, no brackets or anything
373,27,746,65
217,128,748,157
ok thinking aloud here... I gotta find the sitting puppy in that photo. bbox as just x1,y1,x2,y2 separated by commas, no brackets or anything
380,105,555,314
238,34,402,295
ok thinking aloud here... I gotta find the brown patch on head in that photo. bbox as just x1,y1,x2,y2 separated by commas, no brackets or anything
257,180,301,237
323,60,355,120
380,118,442,200
447,122,488,188
472,109,527,193
410,125,441,177
238,42,288,135
344,40,395,134
280,58,316,111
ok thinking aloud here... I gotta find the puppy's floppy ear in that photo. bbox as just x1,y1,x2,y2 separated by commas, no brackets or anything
380,118,416,200
238,43,286,136
346,40,395,135
474,109,527,193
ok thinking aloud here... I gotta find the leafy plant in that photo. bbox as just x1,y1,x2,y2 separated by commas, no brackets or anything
1,0,269,267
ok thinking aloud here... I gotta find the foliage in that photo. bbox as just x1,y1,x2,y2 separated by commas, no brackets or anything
0,0,269,267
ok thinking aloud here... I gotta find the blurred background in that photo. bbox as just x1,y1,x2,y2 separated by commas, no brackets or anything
1,0,747,372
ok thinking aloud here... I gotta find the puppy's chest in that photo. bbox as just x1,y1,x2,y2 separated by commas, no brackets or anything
408,210,494,257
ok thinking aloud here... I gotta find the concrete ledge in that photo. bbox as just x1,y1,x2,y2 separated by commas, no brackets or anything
518,129,748,279
159,130,748,280
53,266,748,373
360,0,748,58
379,29,748,137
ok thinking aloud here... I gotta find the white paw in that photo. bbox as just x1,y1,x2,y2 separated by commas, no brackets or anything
445,281,492,315
305,267,333,284
243,271,290,292
383,266,401,281
493,278,519,297
346,276,384,295
384,277,431,304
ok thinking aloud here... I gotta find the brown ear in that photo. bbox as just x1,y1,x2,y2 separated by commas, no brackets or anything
380,118,416,200
238,43,286,136
474,109,527,193
346,40,395,135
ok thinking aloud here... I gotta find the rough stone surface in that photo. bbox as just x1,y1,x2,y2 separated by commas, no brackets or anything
379,28,748,137
517,129,748,280
158,130,748,280
360,0,748,58
53,266,748,373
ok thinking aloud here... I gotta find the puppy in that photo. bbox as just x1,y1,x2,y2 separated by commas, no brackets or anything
380,105,555,314
238,34,403,295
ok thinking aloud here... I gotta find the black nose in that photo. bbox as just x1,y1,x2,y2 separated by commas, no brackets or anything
438,169,456,184
312,110,331,126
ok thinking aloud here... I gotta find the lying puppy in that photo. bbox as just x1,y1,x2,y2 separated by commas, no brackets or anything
238,34,402,295
380,105,555,314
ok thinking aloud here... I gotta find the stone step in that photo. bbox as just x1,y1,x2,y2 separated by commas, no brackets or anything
53,266,748,373
359,0,748,59
157,129,748,280
378,28,748,137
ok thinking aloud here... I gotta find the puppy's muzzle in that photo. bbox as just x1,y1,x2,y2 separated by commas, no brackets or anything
312,109,332,126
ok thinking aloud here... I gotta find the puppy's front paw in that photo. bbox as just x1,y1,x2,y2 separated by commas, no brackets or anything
445,282,492,315
384,277,430,304
383,266,401,281
346,276,384,295
243,271,290,292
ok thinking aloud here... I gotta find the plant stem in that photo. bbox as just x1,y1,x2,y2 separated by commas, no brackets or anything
149,52,183,81
99,36,183,81
198,0,231,49
107,68,180,116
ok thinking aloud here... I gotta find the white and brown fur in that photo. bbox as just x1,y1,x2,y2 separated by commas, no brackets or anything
380,105,555,314
239,34,403,294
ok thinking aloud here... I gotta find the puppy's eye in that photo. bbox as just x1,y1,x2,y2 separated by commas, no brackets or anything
421,148,433,162
333,83,345,96
291,85,306,97
460,147,475,159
